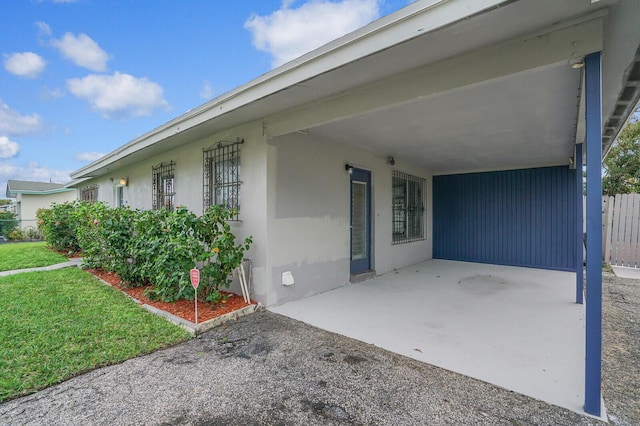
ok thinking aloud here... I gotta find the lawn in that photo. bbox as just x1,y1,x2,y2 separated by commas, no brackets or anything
0,267,192,402
0,242,68,272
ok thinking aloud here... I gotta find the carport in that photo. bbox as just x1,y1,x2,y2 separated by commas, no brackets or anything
261,0,640,417
270,260,589,415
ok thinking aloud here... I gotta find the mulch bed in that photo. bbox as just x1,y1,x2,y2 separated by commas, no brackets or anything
87,268,255,323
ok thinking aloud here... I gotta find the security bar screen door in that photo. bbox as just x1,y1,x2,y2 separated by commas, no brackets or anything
350,168,371,275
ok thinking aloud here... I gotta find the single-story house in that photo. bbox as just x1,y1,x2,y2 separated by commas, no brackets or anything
69,0,640,416
5,180,78,230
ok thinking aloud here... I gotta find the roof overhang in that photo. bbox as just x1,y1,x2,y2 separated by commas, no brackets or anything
70,0,640,178
6,188,76,197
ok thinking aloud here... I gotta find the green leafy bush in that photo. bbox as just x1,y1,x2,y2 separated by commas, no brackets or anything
36,202,82,253
72,201,111,268
200,206,252,303
134,206,252,303
0,211,17,236
23,227,43,241
37,202,252,304
7,229,23,241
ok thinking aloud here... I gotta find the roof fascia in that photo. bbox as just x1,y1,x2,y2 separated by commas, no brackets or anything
14,188,76,196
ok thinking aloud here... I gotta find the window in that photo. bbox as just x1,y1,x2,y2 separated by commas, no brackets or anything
203,138,242,220
152,161,175,211
80,185,98,203
392,170,426,244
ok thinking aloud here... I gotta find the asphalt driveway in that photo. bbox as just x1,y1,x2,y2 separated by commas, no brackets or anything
1,310,603,426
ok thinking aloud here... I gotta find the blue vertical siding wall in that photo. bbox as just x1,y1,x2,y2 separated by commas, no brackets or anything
433,166,576,271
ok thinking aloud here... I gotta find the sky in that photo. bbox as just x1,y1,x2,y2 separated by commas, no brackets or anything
0,0,414,198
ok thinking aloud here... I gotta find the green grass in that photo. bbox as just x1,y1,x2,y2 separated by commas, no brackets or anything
0,268,191,402
0,242,68,272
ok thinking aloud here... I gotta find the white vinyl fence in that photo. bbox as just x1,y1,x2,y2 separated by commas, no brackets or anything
602,193,640,267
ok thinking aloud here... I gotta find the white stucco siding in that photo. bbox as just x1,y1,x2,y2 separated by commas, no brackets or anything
18,191,77,230
72,121,271,304
265,132,433,307
374,161,433,274
70,122,433,308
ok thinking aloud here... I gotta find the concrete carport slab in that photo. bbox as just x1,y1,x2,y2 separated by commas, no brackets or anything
270,259,604,418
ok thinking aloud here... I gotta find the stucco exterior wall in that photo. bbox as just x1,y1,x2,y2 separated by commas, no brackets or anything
76,121,270,302
18,190,77,230
265,132,433,307
75,123,434,307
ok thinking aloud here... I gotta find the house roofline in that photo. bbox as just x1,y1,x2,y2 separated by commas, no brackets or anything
7,188,76,197
70,0,510,179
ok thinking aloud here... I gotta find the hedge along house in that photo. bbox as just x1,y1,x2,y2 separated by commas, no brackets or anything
69,0,640,416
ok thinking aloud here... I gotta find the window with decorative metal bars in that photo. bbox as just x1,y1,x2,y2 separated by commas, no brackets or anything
152,161,175,211
203,138,243,220
392,170,426,244
80,185,98,203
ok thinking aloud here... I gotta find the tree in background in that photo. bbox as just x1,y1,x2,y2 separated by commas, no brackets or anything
0,211,17,236
603,109,640,196
0,199,11,206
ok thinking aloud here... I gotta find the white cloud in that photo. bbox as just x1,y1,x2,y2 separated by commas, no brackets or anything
66,72,170,119
199,81,214,99
4,52,47,79
0,101,43,135
36,21,52,37
245,0,380,67
0,162,71,196
40,87,66,100
74,152,105,162
51,32,110,72
0,136,19,159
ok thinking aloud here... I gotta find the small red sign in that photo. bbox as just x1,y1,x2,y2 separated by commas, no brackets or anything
190,268,200,289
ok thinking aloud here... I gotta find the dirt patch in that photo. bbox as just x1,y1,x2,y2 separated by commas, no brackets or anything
88,268,255,324
602,271,640,425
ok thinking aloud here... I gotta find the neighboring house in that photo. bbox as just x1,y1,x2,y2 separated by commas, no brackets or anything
68,0,639,414
5,180,77,230
0,202,16,214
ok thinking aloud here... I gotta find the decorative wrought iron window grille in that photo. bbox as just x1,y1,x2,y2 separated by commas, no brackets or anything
152,161,175,211
80,185,98,203
203,138,243,220
392,170,426,244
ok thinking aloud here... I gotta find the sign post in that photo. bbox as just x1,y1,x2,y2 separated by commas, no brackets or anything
190,268,200,324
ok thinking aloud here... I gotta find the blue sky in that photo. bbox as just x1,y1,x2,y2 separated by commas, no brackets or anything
0,0,413,197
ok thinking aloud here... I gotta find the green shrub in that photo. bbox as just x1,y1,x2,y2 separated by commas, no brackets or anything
37,202,251,304
72,201,111,268
200,206,252,303
134,206,252,303
100,207,136,281
0,211,17,236
7,229,23,241
23,227,43,241
37,202,82,253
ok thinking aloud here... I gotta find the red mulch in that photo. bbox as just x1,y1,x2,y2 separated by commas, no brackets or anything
87,268,254,324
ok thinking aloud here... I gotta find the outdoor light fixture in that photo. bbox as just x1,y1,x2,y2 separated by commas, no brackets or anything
570,58,584,69
345,164,354,174
119,178,128,186
388,156,396,166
